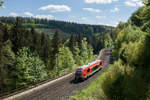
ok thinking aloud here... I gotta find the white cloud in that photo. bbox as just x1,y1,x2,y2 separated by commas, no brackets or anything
24,12,34,17
96,16,106,19
84,0,118,4
39,5,71,12
10,12,18,17
83,8,101,13
125,1,136,7
110,7,119,12
125,0,144,7
136,1,144,7
35,15,54,20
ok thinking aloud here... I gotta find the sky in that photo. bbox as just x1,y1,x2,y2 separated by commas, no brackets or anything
0,0,144,27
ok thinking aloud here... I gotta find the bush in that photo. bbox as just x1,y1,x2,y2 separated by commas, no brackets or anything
102,59,149,100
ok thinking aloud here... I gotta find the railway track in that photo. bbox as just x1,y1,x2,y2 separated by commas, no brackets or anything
2,48,113,100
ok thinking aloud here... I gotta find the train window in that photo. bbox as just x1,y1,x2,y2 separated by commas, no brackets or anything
94,66,98,70
87,68,90,72
92,67,94,71
100,62,102,65
76,69,82,74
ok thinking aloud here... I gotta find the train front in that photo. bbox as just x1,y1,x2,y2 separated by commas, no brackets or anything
75,68,83,80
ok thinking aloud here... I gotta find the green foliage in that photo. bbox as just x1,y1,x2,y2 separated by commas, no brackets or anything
57,46,75,73
143,0,150,6
113,25,145,60
71,42,80,65
87,45,94,61
104,34,114,48
12,47,47,87
79,38,89,64
102,60,148,100
0,40,15,92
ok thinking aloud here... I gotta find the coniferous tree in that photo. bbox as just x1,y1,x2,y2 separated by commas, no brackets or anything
31,27,38,51
3,25,10,42
0,29,3,43
69,34,76,55
51,30,62,69
77,33,82,51
11,17,26,52
0,40,15,93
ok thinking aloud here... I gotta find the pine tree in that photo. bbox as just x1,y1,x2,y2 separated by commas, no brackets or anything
11,17,26,52
69,34,76,55
0,40,15,93
51,30,62,69
2,24,10,42
77,33,82,51
31,27,37,51
0,29,3,43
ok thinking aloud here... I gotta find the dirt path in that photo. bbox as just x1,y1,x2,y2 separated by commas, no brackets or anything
2,48,113,100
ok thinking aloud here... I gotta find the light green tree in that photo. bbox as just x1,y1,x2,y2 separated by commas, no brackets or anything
79,38,89,65
104,34,113,48
87,45,94,62
57,46,75,73
12,47,47,87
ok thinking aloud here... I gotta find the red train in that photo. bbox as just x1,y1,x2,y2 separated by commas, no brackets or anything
75,60,103,80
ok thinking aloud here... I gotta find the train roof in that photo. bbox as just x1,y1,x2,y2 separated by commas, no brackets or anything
80,60,101,68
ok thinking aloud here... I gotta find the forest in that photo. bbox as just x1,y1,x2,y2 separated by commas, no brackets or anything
0,16,112,96
0,16,114,36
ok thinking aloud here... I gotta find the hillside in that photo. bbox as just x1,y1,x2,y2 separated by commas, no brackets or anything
0,17,114,38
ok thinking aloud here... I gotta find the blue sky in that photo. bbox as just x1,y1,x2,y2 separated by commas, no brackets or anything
0,0,144,26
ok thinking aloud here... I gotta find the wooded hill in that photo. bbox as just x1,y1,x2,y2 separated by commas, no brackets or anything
0,16,114,37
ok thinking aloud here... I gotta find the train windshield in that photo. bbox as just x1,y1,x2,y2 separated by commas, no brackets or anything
76,69,83,74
